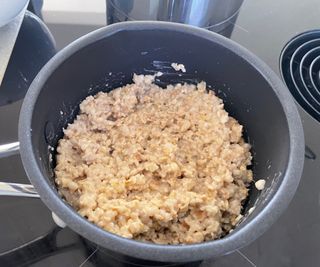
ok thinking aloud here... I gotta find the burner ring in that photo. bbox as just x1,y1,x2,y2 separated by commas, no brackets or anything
299,46,320,103
309,55,320,91
289,39,320,117
280,30,320,122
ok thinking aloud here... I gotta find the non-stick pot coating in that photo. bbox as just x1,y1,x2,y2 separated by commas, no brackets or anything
19,22,304,262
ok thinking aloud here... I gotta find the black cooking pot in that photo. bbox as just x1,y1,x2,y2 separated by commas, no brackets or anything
18,22,304,263
0,10,56,106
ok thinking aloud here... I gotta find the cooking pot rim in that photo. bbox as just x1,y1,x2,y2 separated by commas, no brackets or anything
18,21,304,262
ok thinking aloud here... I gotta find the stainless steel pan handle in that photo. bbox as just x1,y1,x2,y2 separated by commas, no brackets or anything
0,181,66,227
0,142,66,226
0,142,36,197
0,182,39,198
0,142,37,197
0,141,20,158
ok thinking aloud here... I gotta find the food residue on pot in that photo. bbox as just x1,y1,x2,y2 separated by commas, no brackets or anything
171,62,186,72
255,179,266,190
248,206,255,215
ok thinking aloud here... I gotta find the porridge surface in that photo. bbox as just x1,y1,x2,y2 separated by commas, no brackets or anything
55,74,253,244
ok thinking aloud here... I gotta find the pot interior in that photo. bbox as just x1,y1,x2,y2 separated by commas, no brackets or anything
29,27,290,238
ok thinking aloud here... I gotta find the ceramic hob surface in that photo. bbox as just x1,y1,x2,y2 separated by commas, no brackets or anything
0,0,320,266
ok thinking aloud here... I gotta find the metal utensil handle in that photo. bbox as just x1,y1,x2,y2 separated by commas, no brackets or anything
0,182,66,228
0,142,38,197
0,182,39,198
0,141,20,158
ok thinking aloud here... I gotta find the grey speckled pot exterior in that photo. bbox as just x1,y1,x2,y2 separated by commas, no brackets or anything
18,21,304,263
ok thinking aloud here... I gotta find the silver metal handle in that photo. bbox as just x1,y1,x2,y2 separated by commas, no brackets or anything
0,182,39,198
0,142,39,197
0,141,20,158
0,182,66,227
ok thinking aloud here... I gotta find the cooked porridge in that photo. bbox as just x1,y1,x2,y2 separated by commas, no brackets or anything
55,74,253,244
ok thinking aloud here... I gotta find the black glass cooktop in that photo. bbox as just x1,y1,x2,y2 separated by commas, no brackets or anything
1,0,320,266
